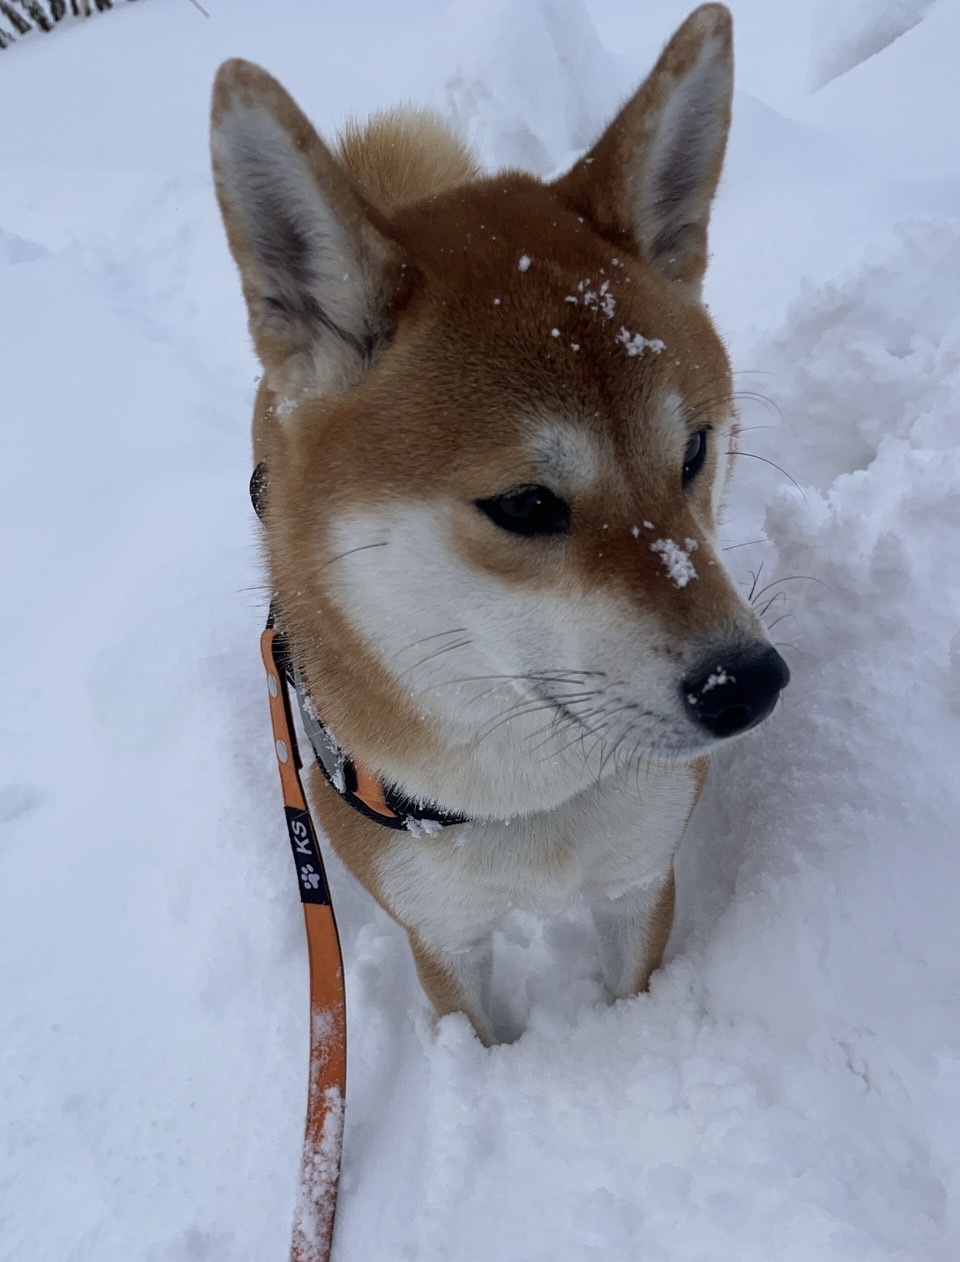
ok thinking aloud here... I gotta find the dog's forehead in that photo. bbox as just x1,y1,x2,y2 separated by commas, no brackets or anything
398,177,642,329
396,179,712,411
411,265,696,468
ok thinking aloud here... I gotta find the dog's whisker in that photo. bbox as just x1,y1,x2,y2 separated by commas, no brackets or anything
473,700,576,746
391,628,470,660
398,638,473,679
722,538,769,552
730,391,784,423
765,612,796,633
755,590,786,621
726,449,806,499
427,669,605,691
319,540,390,571
474,683,612,747
542,698,649,765
774,641,807,661
747,562,764,604
430,678,602,716
541,717,608,762
751,573,825,603
529,702,610,756
675,389,783,430
528,711,599,757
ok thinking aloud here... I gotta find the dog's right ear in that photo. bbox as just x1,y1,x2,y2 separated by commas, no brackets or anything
211,60,405,395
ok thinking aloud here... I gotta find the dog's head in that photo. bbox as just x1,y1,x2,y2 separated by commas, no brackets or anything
212,4,788,816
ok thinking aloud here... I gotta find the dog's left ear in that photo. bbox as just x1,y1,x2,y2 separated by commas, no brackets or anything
553,4,733,300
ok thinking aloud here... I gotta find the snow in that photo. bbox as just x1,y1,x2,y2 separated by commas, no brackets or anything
2,1,960,1260
701,668,735,694
402,816,444,839
652,537,700,589
617,326,667,357
574,276,617,319
293,1074,343,1262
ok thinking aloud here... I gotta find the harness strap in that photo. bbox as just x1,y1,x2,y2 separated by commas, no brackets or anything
261,625,346,1262
294,669,469,832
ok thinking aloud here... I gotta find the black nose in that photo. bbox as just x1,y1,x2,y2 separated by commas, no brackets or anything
683,645,790,739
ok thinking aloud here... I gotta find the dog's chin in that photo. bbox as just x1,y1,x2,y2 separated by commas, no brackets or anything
623,714,780,765
641,732,725,764
604,732,715,768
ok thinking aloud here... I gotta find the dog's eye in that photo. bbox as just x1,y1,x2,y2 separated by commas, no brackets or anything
682,429,709,487
475,485,571,536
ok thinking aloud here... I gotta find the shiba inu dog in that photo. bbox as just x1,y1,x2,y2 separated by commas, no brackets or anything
211,3,788,1044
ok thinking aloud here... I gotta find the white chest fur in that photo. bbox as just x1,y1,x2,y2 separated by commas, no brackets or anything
376,756,699,954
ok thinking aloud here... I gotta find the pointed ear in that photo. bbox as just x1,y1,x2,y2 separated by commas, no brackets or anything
210,59,406,395
552,4,733,299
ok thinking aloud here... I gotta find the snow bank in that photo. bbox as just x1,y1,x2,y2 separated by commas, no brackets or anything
2,2,958,1259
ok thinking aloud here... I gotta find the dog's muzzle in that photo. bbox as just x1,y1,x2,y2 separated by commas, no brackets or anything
682,644,790,739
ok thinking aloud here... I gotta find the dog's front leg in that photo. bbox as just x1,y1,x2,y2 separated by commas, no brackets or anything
407,930,496,1046
590,870,676,1000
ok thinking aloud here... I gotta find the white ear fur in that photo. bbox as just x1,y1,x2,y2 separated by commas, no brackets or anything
630,12,732,275
210,60,400,395
554,5,733,298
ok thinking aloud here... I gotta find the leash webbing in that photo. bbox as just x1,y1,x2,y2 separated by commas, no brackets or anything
261,625,347,1262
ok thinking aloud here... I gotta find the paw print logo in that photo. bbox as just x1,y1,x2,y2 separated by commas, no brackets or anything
300,864,321,891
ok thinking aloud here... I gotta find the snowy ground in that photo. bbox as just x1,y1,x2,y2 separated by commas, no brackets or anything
2,1,959,1259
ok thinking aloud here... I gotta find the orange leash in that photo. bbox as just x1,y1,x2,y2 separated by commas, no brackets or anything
261,625,347,1262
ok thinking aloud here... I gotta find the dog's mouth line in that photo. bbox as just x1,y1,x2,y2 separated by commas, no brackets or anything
528,681,731,766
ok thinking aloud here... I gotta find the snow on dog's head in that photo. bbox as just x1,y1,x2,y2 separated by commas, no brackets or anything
211,5,787,817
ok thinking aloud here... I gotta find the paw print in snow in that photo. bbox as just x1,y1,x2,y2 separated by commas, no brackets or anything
300,865,321,891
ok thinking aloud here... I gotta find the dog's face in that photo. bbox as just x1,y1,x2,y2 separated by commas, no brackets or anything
212,4,788,816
